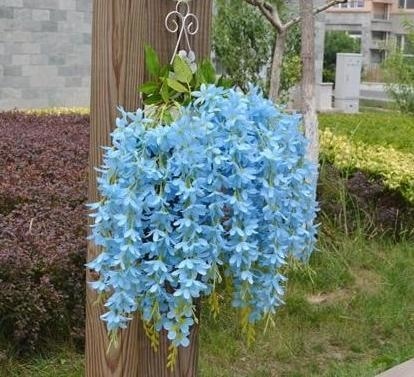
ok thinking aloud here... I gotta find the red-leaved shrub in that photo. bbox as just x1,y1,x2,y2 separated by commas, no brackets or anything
0,112,89,352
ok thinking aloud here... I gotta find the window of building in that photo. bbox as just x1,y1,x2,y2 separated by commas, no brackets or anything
395,34,414,55
372,31,387,41
335,0,365,9
396,34,403,50
371,49,385,64
349,31,362,40
399,0,414,9
373,3,390,19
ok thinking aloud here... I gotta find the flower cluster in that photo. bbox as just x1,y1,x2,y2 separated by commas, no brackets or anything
87,84,317,349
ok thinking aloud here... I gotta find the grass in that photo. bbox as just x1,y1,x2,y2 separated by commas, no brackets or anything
319,112,414,154
2,228,413,377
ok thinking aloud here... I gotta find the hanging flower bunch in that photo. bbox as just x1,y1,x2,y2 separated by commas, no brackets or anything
87,49,318,357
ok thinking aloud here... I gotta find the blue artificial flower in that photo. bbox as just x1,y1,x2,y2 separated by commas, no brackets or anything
88,84,318,349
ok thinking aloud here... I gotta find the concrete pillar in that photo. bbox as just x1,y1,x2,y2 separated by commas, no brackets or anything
315,13,326,85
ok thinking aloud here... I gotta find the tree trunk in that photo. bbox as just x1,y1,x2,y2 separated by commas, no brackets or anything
86,1,212,376
268,29,287,102
299,0,319,165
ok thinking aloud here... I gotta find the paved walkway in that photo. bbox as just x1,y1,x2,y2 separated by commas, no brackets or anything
376,359,414,377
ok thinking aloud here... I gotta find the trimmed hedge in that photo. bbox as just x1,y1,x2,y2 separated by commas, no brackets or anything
320,129,414,204
319,112,414,154
0,112,88,352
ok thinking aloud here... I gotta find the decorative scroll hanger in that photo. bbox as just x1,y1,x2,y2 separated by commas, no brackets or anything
165,0,199,64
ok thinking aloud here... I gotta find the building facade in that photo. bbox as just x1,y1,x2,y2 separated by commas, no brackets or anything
285,0,414,84
324,0,414,67
0,0,92,110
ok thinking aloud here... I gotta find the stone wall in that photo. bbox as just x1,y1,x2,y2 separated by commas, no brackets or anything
0,0,92,110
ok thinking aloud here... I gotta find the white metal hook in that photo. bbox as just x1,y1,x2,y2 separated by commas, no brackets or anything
165,0,199,64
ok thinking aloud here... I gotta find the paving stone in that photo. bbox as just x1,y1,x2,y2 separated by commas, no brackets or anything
49,9,66,21
40,21,58,32
30,54,49,64
376,359,414,377
12,54,31,65
0,0,24,6
1,1,91,109
0,6,13,18
3,66,22,76
48,55,65,65
32,9,49,21
23,0,59,10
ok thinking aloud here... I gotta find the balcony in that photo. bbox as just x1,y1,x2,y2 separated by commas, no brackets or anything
372,11,389,20
370,39,389,50
371,19,392,31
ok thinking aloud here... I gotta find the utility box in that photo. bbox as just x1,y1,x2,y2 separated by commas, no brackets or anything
334,53,362,113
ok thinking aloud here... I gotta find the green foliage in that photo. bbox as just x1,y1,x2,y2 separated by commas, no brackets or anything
382,23,414,114
279,25,302,99
320,128,414,204
213,0,275,91
319,112,414,154
139,46,229,124
144,45,161,77
323,31,360,83
383,55,414,114
320,112,414,235
213,0,302,97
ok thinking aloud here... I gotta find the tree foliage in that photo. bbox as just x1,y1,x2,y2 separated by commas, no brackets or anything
279,25,302,96
213,0,275,90
323,31,360,83
383,22,414,114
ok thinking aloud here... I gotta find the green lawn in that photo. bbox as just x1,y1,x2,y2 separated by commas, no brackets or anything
2,228,413,377
319,112,414,154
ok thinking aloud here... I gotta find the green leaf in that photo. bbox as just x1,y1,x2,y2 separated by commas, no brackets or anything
162,111,173,124
194,69,206,88
160,82,170,102
139,81,159,95
145,45,160,77
173,56,193,83
159,65,170,79
200,60,216,84
166,78,189,93
143,93,163,105
217,75,234,89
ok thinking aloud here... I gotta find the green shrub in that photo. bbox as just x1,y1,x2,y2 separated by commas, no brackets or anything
320,129,414,204
383,53,414,114
383,21,414,114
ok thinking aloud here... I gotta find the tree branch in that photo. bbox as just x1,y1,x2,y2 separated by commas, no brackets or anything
284,0,348,30
244,0,347,32
243,0,284,32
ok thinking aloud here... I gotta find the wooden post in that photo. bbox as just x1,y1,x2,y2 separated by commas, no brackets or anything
86,1,212,376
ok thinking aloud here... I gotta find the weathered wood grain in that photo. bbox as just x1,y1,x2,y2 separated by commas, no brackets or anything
87,1,211,376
